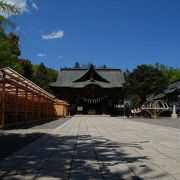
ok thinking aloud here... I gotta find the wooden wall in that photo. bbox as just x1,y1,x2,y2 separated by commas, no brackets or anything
54,100,69,117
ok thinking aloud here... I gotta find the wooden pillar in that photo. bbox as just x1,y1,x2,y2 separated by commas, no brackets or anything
25,91,28,122
34,95,37,120
50,100,53,118
46,100,49,119
16,87,19,122
63,103,65,117
41,97,43,120
45,99,47,119
47,100,50,119
38,96,41,120
32,94,35,121
43,98,45,119
1,83,5,127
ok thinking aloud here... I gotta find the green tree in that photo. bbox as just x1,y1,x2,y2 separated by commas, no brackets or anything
45,66,58,93
32,63,47,89
0,1,21,28
0,1,21,70
129,94,141,109
32,63,58,93
154,63,180,83
124,64,168,106
18,59,33,80
81,63,95,68
98,64,107,69
0,29,20,70
73,62,80,68
123,68,131,79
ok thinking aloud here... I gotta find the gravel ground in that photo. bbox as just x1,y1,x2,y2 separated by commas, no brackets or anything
123,116,180,129
0,118,71,160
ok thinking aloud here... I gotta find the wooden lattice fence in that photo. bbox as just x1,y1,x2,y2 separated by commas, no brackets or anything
0,68,69,128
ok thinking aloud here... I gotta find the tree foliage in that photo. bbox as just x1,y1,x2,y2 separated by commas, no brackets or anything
32,63,58,93
0,1,21,28
18,59,33,80
124,64,168,106
154,63,180,83
70,62,109,69
32,63,48,90
98,64,107,69
73,62,80,68
0,28,20,70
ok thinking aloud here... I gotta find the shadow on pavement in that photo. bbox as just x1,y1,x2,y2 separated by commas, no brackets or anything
0,133,168,180
0,132,44,160
2,117,72,130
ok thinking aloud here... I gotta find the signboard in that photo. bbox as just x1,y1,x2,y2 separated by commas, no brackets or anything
77,106,83,111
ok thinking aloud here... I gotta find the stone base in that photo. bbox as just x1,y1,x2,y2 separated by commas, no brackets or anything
171,114,178,119
74,114,111,117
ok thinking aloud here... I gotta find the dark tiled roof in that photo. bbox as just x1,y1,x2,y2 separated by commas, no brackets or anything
50,68,125,88
146,93,166,100
147,80,180,100
167,80,180,91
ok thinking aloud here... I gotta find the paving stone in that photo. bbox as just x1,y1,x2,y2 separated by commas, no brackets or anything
1,117,180,179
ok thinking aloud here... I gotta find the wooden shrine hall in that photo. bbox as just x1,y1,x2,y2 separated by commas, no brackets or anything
0,68,69,128
50,65,125,115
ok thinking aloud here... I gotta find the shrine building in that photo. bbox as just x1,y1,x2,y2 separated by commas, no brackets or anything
50,65,125,115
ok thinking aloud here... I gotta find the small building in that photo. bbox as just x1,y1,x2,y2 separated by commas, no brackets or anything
50,65,125,115
147,80,180,115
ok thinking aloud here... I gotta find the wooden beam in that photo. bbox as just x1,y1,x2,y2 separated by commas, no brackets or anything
1,69,54,99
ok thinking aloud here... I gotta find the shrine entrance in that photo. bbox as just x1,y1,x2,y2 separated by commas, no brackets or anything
79,98,106,115
75,84,107,115
50,65,125,116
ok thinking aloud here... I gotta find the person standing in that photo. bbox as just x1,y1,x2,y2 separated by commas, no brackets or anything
124,103,130,118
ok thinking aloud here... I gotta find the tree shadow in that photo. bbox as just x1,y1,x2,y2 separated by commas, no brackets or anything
2,117,71,130
0,133,169,180
0,132,44,160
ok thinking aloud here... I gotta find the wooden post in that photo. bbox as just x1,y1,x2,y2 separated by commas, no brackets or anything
38,96,41,120
47,100,50,119
1,83,5,127
25,91,28,122
62,102,65,117
46,99,48,119
16,87,18,122
32,94,35,121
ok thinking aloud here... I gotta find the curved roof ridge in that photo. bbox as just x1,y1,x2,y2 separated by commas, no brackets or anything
73,65,110,83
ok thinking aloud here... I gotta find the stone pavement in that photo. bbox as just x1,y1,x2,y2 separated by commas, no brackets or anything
0,117,180,180
126,117,180,129
0,118,71,160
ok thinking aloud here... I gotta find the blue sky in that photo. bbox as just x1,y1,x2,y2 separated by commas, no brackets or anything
3,0,180,70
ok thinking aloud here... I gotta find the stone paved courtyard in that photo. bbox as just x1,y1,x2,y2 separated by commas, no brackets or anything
0,117,180,180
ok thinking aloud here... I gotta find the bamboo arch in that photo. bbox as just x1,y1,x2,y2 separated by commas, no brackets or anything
141,100,169,119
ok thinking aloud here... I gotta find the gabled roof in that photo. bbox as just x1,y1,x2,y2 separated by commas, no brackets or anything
50,66,125,88
165,80,180,93
73,65,110,83
147,80,180,100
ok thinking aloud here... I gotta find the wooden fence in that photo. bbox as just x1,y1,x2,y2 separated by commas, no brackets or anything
54,100,69,117
0,68,69,128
